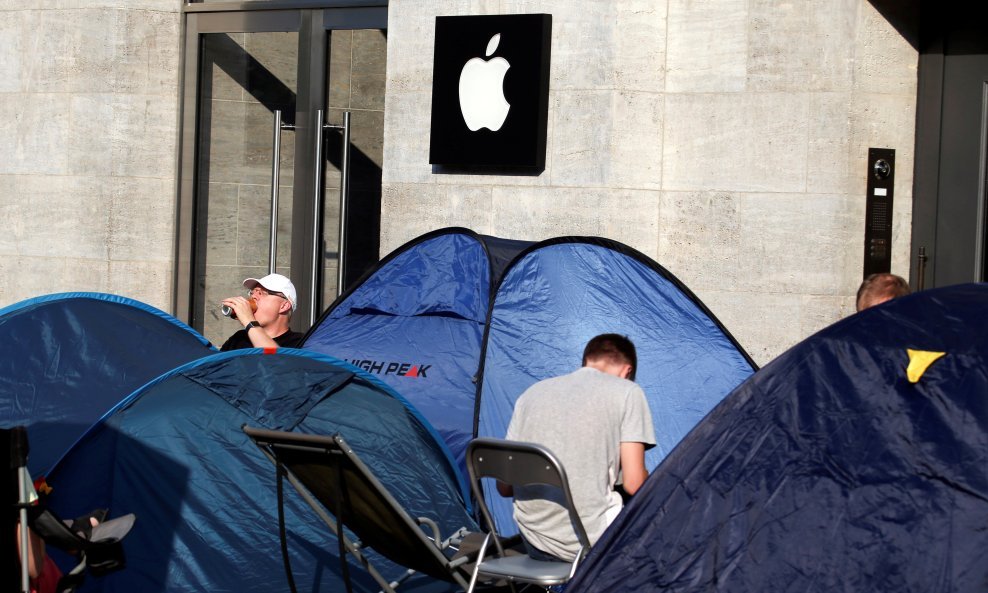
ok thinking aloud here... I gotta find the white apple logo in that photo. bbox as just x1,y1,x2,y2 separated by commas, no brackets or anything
458,33,511,132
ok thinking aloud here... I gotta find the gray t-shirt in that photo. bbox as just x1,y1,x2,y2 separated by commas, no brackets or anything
505,366,656,561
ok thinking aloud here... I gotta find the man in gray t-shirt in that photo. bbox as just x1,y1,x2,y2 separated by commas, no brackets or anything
503,334,656,562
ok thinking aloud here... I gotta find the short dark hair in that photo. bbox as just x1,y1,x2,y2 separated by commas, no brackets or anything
856,273,911,311
582,334,637,380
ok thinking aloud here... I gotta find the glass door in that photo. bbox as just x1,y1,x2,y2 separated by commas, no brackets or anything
321,27,387,307
175,6,387,345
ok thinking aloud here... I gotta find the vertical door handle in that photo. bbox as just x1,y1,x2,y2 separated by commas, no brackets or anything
312,110,352,324
336,111,352,298
310,109,326,327
917,246,928,290
269,110,283,275
269,110,295,275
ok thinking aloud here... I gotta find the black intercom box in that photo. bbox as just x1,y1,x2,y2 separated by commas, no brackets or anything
864,148,895,277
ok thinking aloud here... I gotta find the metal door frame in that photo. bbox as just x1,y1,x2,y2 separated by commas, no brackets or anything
173,1,387,332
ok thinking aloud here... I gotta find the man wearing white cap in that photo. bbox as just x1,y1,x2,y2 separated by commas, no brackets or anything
219,273,303,351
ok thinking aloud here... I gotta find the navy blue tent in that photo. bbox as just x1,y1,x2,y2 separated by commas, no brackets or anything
0,293,215,474
304,228,530,474
44,349,474,593
566,283,988,593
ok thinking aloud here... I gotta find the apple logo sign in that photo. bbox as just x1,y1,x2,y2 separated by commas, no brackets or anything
458,34,511,132
430,14,552,168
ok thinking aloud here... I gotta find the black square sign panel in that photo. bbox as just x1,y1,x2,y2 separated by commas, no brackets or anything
429,14,552,169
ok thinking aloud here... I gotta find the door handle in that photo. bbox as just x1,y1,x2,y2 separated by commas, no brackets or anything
917,246,928,290
316,110,352,309
269,109,295,275
310,109,326,327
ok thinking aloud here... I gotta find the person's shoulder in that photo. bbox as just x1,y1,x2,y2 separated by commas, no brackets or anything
580,366,635,387
220,329,250,351
275,330,304,348
523,368,587,392
580,367,647,402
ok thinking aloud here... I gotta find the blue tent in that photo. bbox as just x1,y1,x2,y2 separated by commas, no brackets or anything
566,283,988,593
477,237,757,466
475,237,756,533
0,293,215,474
304,228,531,474
305,229,756,533
44,349,474,593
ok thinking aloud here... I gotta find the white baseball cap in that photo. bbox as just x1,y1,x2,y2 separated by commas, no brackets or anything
243,274,297,311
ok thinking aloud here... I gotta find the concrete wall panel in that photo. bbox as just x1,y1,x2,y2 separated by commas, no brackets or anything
747,0,856,92
658,191,742,292
737,192,859,295
665,0,747,93
663,92,810,193
491,186,660,251
550,90,663,190
0,4,181,311
0,256,110,305
380,183,493,254
0,175,110,260
0,93,72,175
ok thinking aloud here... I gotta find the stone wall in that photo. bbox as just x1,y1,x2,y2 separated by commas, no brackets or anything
382,0,918,364
0,1,181,312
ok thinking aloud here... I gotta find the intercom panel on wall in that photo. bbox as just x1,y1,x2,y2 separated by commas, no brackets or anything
864,148,895,277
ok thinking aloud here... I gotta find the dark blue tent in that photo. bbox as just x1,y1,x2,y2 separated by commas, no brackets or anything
304,228,530,474
0,293,215,474
476,237,756,533
566,283,988,593
44,349,474,593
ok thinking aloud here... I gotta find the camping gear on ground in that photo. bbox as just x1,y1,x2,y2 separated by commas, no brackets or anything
43,349,473,593
465,438,590,593
246,427,474,593
565,283,988,593
0,293,215,475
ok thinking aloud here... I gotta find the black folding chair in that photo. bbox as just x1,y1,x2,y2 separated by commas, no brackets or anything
4,427,135,593
465,438,591,593
244,426,475,593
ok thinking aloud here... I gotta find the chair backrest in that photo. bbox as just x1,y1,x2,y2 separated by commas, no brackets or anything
244,426,467,585
466,438,591,553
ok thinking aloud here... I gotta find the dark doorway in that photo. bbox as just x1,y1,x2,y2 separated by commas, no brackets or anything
912,2,988,287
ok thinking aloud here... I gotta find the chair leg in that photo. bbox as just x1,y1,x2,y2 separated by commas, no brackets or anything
464,533,493,593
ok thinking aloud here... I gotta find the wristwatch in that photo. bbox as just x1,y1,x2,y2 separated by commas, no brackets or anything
245,321,261,331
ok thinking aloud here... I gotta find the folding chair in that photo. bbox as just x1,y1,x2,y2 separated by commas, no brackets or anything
4,427,135,593
465,438,591,593
243,426,474,593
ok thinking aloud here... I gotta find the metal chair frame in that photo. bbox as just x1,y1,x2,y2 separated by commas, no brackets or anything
465,438,591,593
244,426,472,593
